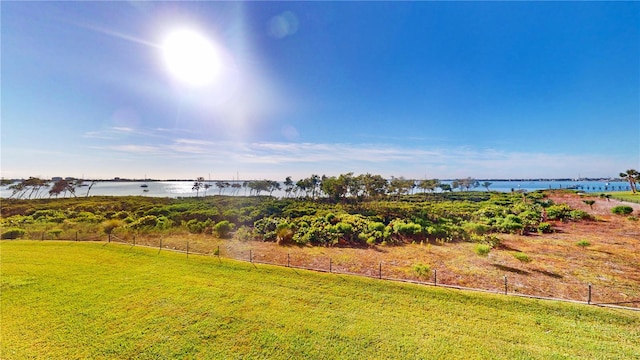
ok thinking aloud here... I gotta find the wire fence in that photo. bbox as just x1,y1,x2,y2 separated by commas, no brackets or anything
14,231,640,312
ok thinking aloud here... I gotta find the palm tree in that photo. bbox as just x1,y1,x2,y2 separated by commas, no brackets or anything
620,169,639,193
192,177,204,197
481,181,492,191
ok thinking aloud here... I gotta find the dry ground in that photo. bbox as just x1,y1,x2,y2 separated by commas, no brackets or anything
134,192,640,308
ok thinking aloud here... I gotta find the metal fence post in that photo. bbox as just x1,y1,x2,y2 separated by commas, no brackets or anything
588,283,592,304
504,276,508,295
186,241,189,258
379,262,382,279
108,233,111,243
434,269,437,286
329,258,332,273
250,249,252,262
287,253,290,267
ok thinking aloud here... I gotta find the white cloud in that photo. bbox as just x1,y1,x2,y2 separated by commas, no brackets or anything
10,125,631,180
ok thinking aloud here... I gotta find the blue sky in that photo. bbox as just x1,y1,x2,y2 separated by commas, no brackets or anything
2,1,638,180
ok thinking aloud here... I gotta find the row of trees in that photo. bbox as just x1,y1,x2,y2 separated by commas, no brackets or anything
6,177,96,199
192,172,484,201
7,169,637,200
191,173,486,200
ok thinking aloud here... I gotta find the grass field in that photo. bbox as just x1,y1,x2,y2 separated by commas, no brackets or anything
608,191,640,204
2,241,639,359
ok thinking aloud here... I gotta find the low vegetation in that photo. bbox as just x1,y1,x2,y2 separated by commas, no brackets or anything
576,239,591,248
3,241,639,359
0,190,589,248
612,205,634,215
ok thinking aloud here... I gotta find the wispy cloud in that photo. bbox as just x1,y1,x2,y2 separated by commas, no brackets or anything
77,127,631,179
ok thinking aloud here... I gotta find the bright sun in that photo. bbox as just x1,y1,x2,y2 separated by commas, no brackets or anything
162,29,220,86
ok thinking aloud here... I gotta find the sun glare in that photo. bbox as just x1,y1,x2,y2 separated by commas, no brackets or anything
162,29,220,86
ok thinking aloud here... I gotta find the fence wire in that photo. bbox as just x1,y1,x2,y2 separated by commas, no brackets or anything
12,234,640,312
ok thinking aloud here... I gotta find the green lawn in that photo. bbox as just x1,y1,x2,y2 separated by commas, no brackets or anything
2,241,639,359
608,191,640,204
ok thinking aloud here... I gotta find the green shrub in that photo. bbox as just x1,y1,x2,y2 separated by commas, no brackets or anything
234,226,255,241
462,222,490,236
276,222,295,245
412,263,431,279
570,210,593,221
47,229,63,238
101,219,123,235
496,215,523,234
214,220,234,238
112,211,131,220
546,204,572,220
576,240,591,247
129,215,158,229
31,209,66,223
474,244,491,256
611,206,633,215
75,211,104,224
482,234,502,248
628,216,638,221
367,221,385,232
513,252,531,263
2,228,26,239
537,222,553,234
185,219,206,234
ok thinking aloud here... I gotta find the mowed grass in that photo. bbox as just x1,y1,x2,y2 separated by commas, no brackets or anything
608,191,640,203
2,242,639,359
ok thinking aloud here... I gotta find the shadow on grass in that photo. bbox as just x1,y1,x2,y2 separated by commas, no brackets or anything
497,244,522,252
531,269,563,279
492,264,530,275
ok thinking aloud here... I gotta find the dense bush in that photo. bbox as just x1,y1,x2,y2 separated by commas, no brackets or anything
0,191,592,248
214,220,234,238
569,210,593,221
47,229,63,238
235,226,256,241
185,219,214,234
495,215,523,234
546,204,573,220
462,222,490,236
101,219,124,234
537,222,553,234
611,206,633,215
1,228,26,239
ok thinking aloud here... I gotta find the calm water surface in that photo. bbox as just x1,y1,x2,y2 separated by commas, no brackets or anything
0,180,631,199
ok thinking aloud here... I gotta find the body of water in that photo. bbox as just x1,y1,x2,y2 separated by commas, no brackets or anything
0,180,632,199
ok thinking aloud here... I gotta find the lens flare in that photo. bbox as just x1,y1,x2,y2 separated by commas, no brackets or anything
162,29,220,86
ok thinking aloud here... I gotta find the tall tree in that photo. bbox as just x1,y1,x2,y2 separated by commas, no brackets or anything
459,177,479,191
361,173,388,199
620,169,639,193
481,181,492,191
418,179,439,194
320,175,347,201
192,177,204,197
284,176,294,198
